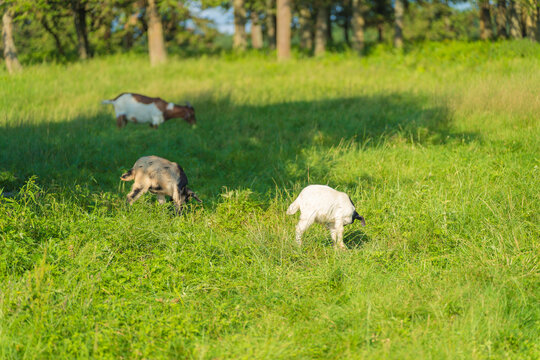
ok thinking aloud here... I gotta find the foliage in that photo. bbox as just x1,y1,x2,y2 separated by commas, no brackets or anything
2,0,226,63
0,41,539,358
4,0,540,65
404,2,469,41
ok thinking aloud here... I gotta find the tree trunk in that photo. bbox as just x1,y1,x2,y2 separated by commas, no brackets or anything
266,0,276,49
251,11,263,49
351,0,366,53
299,7,313,50
70,0,91,59
314,6,328,56
123,31,133,50
276,0,291,60
123,28,134,50
326,6,333,45
2,8,22,73
343,2,351,46
509,0,522,39
147,0,167,65
394,0,404,48
524,4,535,40
479,0,493,40
103,14,113,52
233,0,247,50
496,0,508,39
377,22,384,42
40,16,66,58
536,3,540,42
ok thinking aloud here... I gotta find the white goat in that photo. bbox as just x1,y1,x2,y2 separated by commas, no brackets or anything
121,156,201,214
287,185,365,249
102,93,196,128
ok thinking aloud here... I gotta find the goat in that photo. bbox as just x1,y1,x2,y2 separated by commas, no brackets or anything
286,185,365,249
102,93,196,128
121,156,201,214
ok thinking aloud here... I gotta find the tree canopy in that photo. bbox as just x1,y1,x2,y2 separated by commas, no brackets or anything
1,0,539,67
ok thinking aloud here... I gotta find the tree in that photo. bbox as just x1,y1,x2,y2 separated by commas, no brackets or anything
351,0,366,53
249,1,263,49
276,0,290,60
13,0,72,59
2,6,23,73
119,0,145,51
233,0,247,50
37,8,68,58
522,0,535,40
536,1,540,42
314,3,328,56
325,4,333,44
509,0,522,38
394,0,404,48
147,0,167,65
298,4,313,50
250,11,263,48
479,0,493,40
15,0,117,60
496,0,508,39
338,1,351,46
369,0,393,43
265,0,276,48
70,0,91,59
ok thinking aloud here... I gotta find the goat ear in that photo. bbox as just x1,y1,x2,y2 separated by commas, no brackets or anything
356,215,366,226
353,211,366,226
187,188,202,203
121,169,134,181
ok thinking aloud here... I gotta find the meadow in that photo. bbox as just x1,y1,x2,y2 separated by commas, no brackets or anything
0,41,539,359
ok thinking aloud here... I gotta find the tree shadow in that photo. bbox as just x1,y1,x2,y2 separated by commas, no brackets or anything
0,93,479,202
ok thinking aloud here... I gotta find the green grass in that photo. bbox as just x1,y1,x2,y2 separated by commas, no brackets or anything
0,41,539,359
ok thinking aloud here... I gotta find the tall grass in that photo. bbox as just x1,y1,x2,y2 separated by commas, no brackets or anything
0,41,539,359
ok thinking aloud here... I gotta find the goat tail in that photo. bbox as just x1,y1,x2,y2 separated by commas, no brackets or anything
101,99,114,105
286,200,299,215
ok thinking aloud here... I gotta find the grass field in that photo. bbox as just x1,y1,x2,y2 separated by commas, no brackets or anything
1,41,539,359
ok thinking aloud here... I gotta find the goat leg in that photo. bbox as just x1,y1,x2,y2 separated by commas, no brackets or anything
127,184,149,204
116,114,128,128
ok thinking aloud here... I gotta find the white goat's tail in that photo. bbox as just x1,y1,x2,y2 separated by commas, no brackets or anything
101,99,114,105
286,200,299,215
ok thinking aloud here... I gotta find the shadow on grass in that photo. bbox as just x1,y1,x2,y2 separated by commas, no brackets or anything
317,227,370,249
344,229,370,249
0,93,478,200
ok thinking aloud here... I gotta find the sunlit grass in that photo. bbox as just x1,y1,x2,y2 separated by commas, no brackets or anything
1,41,539,359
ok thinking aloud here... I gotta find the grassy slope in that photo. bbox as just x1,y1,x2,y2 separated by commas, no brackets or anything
0,41,539,359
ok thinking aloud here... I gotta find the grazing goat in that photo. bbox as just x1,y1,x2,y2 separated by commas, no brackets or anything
102,93,196,128
287,185,365,249
121,156,201,214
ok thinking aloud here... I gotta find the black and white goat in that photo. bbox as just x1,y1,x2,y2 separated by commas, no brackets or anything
287,185,365,249
102,93,196,128
121,156,201,214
